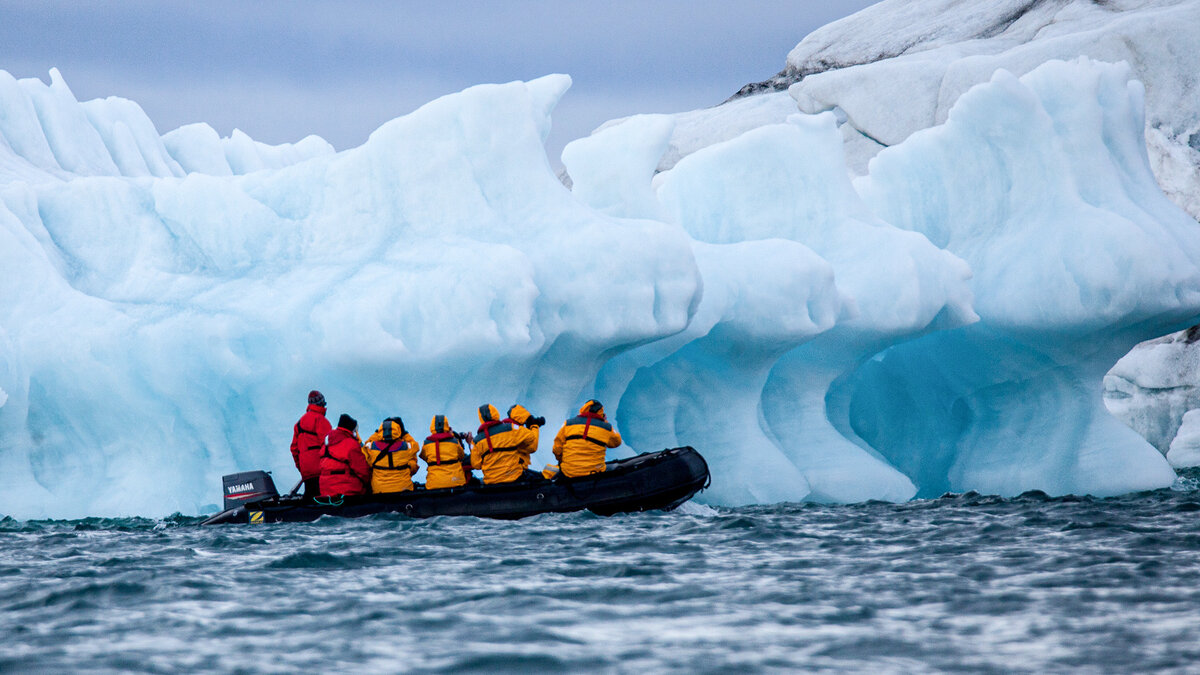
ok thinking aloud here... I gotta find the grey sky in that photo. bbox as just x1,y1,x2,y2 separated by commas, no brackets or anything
0,1,879,161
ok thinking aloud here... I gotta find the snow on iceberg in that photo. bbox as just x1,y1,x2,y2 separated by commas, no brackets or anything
850,59,1200,497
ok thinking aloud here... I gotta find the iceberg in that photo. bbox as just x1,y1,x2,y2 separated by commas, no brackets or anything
1,53,1197,518
851,59,1199,496
0,71,702,517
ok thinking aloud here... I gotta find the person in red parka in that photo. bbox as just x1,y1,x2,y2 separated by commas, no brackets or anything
319,414,369,497
290,390,333,498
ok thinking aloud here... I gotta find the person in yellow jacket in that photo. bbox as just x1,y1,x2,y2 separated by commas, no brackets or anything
420,415,473,490
362,417,419,493
503,404,546,469
472,403,541,484
552,400,622,478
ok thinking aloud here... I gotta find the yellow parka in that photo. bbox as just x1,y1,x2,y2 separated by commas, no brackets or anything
505,404,543,468
472,404,538,484
362,418,419,493
420,415,470,490
552,400,622,478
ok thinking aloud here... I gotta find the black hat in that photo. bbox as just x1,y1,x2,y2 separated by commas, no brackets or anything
308,390,326,406
337,413,357,432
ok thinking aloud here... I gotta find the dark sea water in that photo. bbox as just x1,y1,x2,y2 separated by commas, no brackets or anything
5,473,1200,674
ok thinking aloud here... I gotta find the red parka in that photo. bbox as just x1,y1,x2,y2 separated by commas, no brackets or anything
290,404,332,480
319,427,370,496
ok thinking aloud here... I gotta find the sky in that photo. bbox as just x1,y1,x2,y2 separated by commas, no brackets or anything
0,1,880,162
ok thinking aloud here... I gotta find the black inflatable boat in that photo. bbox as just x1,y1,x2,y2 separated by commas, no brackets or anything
201,446,709,525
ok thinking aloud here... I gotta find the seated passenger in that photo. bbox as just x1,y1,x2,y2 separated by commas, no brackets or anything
552,400,622,478
420,415,470,490
503,404,546,470
472,404,541,484
319,414,369,497
363,417,419,494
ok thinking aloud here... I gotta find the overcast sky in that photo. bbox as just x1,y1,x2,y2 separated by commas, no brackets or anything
0,1,879,160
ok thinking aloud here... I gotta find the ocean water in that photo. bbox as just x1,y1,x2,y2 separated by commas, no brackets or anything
5,473,1200,673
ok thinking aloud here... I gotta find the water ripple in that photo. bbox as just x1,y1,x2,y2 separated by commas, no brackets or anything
4,470,1200,672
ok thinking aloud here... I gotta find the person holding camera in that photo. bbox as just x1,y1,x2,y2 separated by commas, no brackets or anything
420,415,475,489
472,403,544,484
503,404,545,469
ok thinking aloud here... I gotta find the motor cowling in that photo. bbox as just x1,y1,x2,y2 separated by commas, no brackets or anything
222,471,279,511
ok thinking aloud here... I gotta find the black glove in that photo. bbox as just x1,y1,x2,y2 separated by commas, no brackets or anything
528,416,546,428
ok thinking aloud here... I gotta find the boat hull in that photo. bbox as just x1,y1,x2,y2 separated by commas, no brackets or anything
201,446,709,525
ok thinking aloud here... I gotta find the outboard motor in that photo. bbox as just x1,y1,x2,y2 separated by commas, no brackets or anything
222,471,279,511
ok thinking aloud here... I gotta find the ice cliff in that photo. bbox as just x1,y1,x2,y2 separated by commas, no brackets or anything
596,0,1200,473
2,31,1199,517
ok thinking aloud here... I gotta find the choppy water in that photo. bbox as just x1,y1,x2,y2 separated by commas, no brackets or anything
5,474,1200,673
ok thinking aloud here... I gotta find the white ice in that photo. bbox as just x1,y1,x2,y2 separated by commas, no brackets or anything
1168,410,1200,468
1105,329,1200,454
594,91,803,174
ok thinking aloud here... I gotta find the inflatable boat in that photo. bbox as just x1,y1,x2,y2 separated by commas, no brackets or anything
201,446,709,525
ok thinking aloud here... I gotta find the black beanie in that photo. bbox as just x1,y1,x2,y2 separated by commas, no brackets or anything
308,390,326,407
337,413,357,432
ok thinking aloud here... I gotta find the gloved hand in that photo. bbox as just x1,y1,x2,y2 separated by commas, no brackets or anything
528,416,546,428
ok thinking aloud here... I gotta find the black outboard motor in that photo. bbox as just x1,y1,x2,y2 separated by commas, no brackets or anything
222,471,279,511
